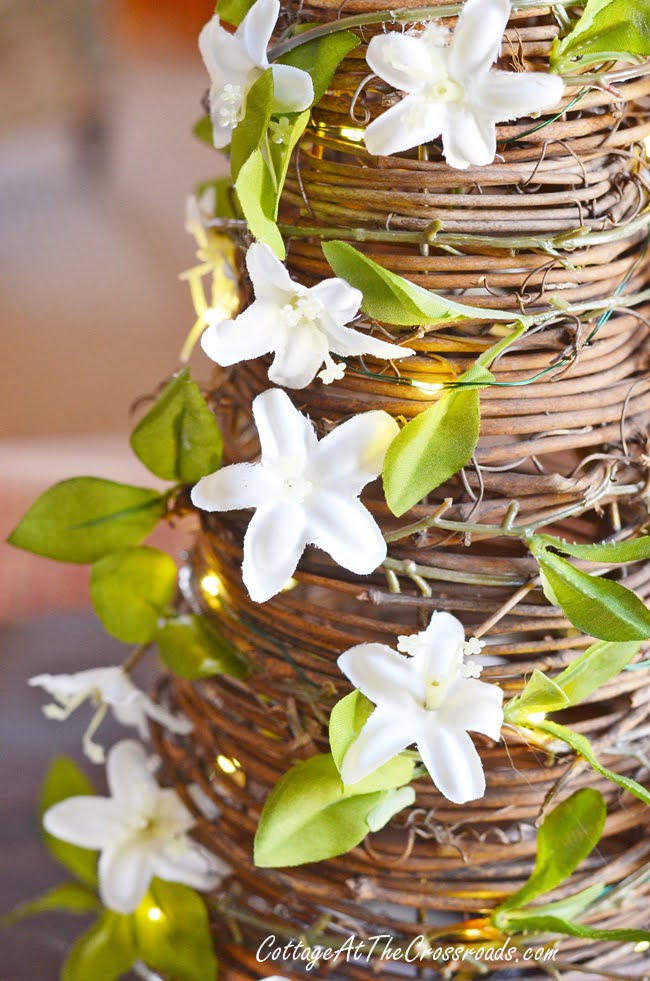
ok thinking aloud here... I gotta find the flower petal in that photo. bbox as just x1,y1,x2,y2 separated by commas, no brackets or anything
474,70,564,122
191,462,276,513
237,0,279,67
99,840,153,914
106,739,157,808
242,502,308,602
448,0,509,81
364,94,445,157
339,704,413,786
199,14,253,83
410,611,465,680
113,694,193,739
314,410,399,495
309,278,362,325
337,642,423,707
201,300,283,367
246,242,295,302
308,493,386,575
324,320,414,361
43,796,124,850
417,724,486,803
152,839,226,890
253,388,318,469
271,64,314,113
366,32,444,93
442,106,496,169
268,327,328,389
437,678,504,741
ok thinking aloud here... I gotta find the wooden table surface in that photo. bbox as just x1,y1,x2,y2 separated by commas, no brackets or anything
0,613,152,980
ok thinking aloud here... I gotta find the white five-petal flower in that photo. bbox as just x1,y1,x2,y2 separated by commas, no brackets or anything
199,0,314,149
191,388,398,603
201,243,414,389
364,0,564,169
337,612,504,804
29,667,192,764
42,740,226,913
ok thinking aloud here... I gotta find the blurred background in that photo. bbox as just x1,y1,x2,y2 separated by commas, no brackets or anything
1,1,225,973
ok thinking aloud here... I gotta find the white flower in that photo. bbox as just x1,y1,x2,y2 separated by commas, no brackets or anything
29,667,192,764
199,0,314,149
185,186,216,250
42,740,226,913
191,388,398,603
364,0,564,169
201,243,414,389
337,612,504,804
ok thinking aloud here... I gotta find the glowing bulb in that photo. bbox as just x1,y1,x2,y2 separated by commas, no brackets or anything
217,754,241,774
282,577,299,592
635,940,650,953
147,907,163,922
643,135,650,158
339,126,365,143
411,380,445,394
528,712,547,724
465,929,482,939
201,573,221,597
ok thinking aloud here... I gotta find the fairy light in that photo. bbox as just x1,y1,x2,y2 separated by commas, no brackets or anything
527,712,547,724
635,940,650,953
201,573,222,598
282,577,299,592
147,907,164,922
643,135,650,158
411,380,445,394
217,754,241,775
339,126,365,143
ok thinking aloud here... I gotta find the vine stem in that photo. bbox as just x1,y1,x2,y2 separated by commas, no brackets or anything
473,577,540,638
122,643,151,674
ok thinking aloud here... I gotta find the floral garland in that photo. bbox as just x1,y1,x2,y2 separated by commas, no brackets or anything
7,0,650,977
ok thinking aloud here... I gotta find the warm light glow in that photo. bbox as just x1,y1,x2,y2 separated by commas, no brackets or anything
411,380,445,394
201,573,222,597
464,928,482,939
282,577,299,592
340,126,365,143
528,712,547,724
147,907,164,922
635,940,650,953
217,754,241,774
643,135,650,158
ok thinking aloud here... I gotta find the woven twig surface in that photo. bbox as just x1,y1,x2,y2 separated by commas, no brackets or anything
152,1,650,976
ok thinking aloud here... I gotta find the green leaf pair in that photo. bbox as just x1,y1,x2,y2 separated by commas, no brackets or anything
255,691,415,867
492,788,649,944
156,613,248,680
530,536,650,642
551,0,650,72
63,880,217,981
9,369,222,567
505,639,641,722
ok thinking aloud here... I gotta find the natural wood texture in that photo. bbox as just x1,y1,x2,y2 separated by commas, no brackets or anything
152,1,650,976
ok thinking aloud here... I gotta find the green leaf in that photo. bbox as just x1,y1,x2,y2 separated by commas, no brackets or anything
329,690,374,771
230,69,275,182
193,114,214,148
267,109,310,219
2,881,99,927
534,719,650,806
535,548,650,641
90,546,178,644
499,883,605,928
498,789,606,912
8,477,165,564
382,363,494,517
130,369,223,483
235,149,286,258
197,177,237,220
322,241,525,328
278,31,360,104
366,786,416,832
254,753,411,867
40,757,98,888
536,533,650,565
218,0,255,25
156,613,248,679
506,639,641,722
62,911,137,981
499,912,650,944
134,881,218,981
551,0,650,72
